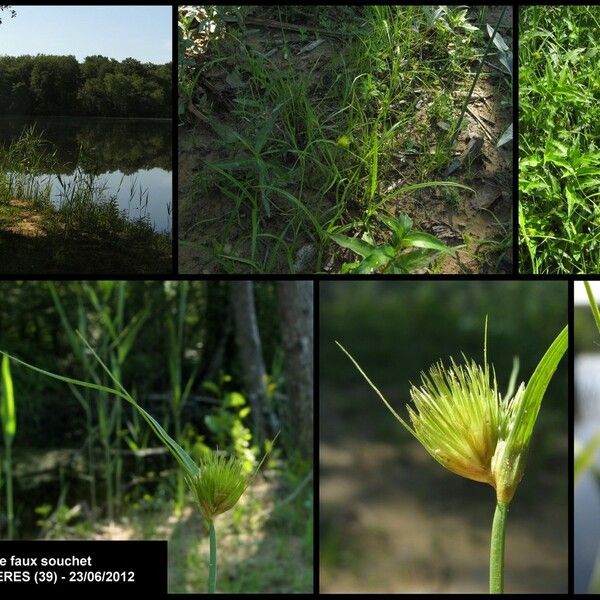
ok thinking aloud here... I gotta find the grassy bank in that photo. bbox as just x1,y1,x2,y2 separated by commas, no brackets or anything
0,128,171,274
179,5,512,274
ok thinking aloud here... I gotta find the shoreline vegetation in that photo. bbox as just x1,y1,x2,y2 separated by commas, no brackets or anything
0,127,171,274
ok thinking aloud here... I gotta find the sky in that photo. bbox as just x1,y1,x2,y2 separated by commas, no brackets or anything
0,5,172,63
575,281,600,305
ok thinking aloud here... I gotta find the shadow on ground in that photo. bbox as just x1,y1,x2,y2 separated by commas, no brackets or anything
319,383,568,594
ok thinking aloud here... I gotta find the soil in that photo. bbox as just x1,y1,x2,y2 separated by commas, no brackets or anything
0,197,171,274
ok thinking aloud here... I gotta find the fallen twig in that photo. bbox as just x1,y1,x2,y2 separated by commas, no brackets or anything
223,16,354,38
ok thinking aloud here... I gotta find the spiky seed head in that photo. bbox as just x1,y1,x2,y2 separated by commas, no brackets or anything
409,357,500,486
186,452,248,523
338,323,567,507
410,357,528,504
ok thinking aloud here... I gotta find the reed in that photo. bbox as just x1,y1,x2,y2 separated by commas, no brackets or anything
165,281,198,513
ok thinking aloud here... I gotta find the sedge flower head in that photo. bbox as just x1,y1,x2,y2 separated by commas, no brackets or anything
409,356,527,504
186,452,248,522
337,322,567,507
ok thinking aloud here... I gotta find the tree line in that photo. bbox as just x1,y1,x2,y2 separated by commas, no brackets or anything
0,54,172,118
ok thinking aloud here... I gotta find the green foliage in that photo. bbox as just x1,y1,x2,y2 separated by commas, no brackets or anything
1,353,16,538
520,6,600,273
330,211,457,274
203,375,256,473
0,54,171,117
1,354,16,440
180,5,510,273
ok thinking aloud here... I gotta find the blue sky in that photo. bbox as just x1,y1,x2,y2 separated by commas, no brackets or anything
0,5,172,63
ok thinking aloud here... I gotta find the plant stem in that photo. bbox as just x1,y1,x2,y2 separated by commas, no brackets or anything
5,442,14,539
450,6,508,145
208,520,217,593
489,501,508,593
584,281,600,334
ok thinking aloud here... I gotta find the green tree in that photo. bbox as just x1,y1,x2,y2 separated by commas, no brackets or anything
0,5,16,24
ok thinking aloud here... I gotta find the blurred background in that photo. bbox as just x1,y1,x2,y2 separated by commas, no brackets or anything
320,281,567,593
0,281,313,593
575,280,600,593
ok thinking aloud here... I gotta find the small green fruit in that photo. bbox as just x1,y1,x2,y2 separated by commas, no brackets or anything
336,135,351,148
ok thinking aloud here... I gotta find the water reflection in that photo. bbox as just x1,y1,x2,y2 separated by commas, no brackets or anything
575,353,600,593
0,116,172,231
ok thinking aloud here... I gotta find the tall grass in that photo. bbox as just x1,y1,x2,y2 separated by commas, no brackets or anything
0,126,54,206
49,282,148,520
165,281,198,514
520,6,600,273
1,127,169,257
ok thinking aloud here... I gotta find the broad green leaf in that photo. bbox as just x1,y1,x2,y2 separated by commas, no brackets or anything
379,213,411,244
329,233,375,258
402,231,455,254
1,354,16,439
393,248,438,272
354,247,394,273
544,153,575,176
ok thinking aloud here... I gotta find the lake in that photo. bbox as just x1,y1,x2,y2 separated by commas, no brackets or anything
575,353,600,593
0,116,172,232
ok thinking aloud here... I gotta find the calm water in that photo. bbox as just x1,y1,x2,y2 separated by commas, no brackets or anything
575,354,600,593
0,116,172,232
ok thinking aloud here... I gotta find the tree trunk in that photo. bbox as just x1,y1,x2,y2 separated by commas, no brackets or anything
230,281,266,443
277,281,313,458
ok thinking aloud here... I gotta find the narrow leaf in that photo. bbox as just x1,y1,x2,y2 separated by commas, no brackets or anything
1,354,16,439
507,326,567,449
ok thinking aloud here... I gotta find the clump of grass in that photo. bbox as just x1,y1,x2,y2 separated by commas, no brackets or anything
337,319,567,593
0,125,54,207
520,6,600,273
181,6,509,273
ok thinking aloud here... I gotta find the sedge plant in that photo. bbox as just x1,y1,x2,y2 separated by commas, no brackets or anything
49,282,149,520
337,319,567,593
1,332,277,593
